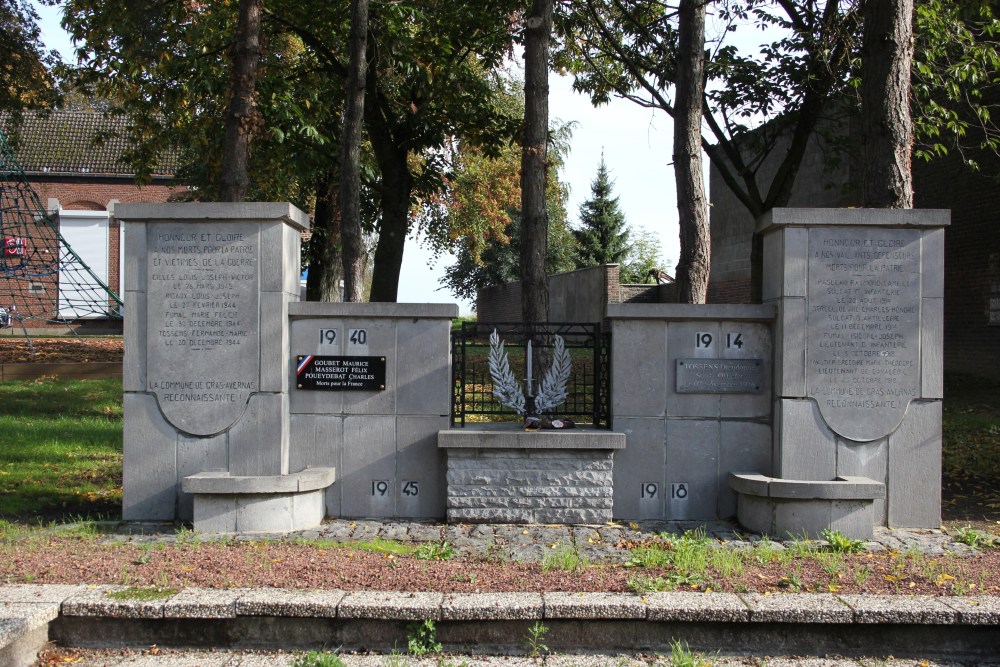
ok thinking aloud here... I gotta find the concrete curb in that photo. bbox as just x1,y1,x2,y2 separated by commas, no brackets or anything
2,585,998,663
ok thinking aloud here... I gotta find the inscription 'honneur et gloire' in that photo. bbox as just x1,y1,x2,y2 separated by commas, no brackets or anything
806,228,921,441
146,222,260,435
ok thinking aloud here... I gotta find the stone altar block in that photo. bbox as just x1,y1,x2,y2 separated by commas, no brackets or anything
118,203,334,530
438,428,626,524
731,208,948,538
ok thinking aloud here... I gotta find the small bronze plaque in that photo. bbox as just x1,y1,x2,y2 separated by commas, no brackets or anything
296,355,386,391
675,358,764,394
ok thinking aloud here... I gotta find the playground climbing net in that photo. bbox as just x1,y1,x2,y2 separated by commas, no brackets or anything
0,128,123,341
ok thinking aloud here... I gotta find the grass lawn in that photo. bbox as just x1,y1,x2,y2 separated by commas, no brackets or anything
941,373,1000,532
0,373,996,531
0,377,122,522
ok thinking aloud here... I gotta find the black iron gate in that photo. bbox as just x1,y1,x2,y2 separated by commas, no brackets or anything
450,321,611,428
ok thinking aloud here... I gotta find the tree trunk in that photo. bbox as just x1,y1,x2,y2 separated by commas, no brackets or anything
365,79,414,303
365,129,413,302
861,0,914,208
340,0,370,301
520,0,553,324
219,0,263,202
673,0,710,304
306,166,342,302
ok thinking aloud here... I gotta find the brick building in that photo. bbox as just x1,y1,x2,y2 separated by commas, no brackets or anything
1,109,185,329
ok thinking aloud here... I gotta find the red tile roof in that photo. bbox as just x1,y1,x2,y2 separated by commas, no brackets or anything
0,109,179,178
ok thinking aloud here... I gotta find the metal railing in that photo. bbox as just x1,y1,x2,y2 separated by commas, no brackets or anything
450,321,610,428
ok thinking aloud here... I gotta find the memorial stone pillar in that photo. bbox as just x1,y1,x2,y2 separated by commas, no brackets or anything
760,208,948,529
118,203,315,522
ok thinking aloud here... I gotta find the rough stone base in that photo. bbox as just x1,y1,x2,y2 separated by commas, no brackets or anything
440,430,625,524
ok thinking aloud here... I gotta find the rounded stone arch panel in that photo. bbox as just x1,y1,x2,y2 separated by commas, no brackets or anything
62,199,107,211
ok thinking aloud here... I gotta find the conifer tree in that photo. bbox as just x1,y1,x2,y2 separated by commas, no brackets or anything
574,156,629,267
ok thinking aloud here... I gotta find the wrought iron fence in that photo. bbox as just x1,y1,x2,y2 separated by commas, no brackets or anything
451,321,611,428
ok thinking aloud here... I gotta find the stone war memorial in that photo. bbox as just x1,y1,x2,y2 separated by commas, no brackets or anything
118,203,947,538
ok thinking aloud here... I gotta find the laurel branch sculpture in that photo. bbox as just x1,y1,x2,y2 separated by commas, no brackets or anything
532,334,571,414
488,329,571,416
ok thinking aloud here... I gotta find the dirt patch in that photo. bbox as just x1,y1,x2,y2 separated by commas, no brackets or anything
0,337,123,364
3,536,999,596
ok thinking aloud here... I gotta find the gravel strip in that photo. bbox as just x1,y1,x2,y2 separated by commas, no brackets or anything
338,591,443,620
236,588,345,617
838,594,959,624
442,593,542,620
742,593,853,623
61,586,170,619
543,591,647,619
644,591,750,622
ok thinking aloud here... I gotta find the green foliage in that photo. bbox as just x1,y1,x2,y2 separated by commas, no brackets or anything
953,525,998,548
942,374,1000,478
540,543,589,572
105,586,177,602
618,229,670,284
669,639,715,667
0,378,123,521
626,572,704,593
435,111,577,303
406,619,442,656
292,650,348,667
625,542,675,568
414,541,457,561
441,204,576,303
569,158,668,284
625,529,711,589
820,529,866,554
525,621,549,658
912,0,1000,170
62,0,526,300
559,0,1000,215
556,0,862,217
339,538,418,556
0,0,60,115
573,156,629,266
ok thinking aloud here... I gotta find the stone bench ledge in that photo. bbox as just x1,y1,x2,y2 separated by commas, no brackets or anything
729,473,885,500
439,430,625,450
182,467,335,495
6,585,998,626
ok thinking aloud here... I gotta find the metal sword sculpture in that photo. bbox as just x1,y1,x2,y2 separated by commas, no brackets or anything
488,329,571,417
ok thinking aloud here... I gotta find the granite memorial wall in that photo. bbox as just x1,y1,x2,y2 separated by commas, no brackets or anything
734,208,949,536
119,203,946,536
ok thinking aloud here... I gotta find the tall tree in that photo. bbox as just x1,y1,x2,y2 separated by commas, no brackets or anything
429,109,576,303
672,0,710,303
64,0,523,300
313,0,524,301
443,212,576,303
340,0,369,301
521,0,554,323
219,0,264,202
862,0,914,207
574,156,629,266
305,165,343,301
0,0,59,117
558,0,862,300
440,147,575,302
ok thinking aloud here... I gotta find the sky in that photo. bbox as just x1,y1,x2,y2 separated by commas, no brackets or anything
32,3,681,313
